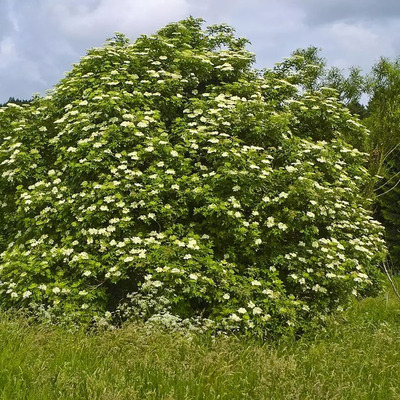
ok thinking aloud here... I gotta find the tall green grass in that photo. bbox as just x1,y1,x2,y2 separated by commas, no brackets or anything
1,280,399,399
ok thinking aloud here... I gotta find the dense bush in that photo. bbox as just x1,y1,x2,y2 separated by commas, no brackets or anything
0,18,386,336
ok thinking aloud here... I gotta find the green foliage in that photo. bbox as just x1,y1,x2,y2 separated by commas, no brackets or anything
272,46,326,92
376,149,400,271
363,58,400,271
273,46,368,127
365,57,400,176
324,66,368,118
0,18,386,336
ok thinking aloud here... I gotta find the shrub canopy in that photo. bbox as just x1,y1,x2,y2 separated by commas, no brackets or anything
0,18,386,336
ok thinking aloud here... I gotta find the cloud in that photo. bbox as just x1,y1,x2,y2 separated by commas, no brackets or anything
0,0,190,102
1,0,400,102
321,22,394,68
293,0,400,25
188,0,400,72
46,0,190,42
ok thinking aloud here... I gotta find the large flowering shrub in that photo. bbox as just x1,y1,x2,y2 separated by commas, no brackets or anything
0,18,386,336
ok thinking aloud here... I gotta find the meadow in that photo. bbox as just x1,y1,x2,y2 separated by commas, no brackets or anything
1,278,399,400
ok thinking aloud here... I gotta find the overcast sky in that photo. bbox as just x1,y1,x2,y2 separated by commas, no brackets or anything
1,0,400,103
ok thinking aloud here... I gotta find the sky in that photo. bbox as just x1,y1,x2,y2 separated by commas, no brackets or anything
1,0,400,103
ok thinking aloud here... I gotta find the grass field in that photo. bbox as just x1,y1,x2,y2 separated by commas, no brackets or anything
1,279,399,400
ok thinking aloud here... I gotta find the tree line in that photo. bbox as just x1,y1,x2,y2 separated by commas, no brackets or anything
0,97,31,107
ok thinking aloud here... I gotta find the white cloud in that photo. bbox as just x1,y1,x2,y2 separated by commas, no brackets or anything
326,22,392,67
301,21,396,71
46,0,190,41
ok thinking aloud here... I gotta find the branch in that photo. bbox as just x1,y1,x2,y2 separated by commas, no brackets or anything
374,169,400,192
382,142,400,164
376,175,400,197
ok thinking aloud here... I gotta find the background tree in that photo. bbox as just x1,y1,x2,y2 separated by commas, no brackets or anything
375,149,400,272
364,58,400,179
271,46,326,92
364,57,400,272
0,97,31,107
324,66,367,118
